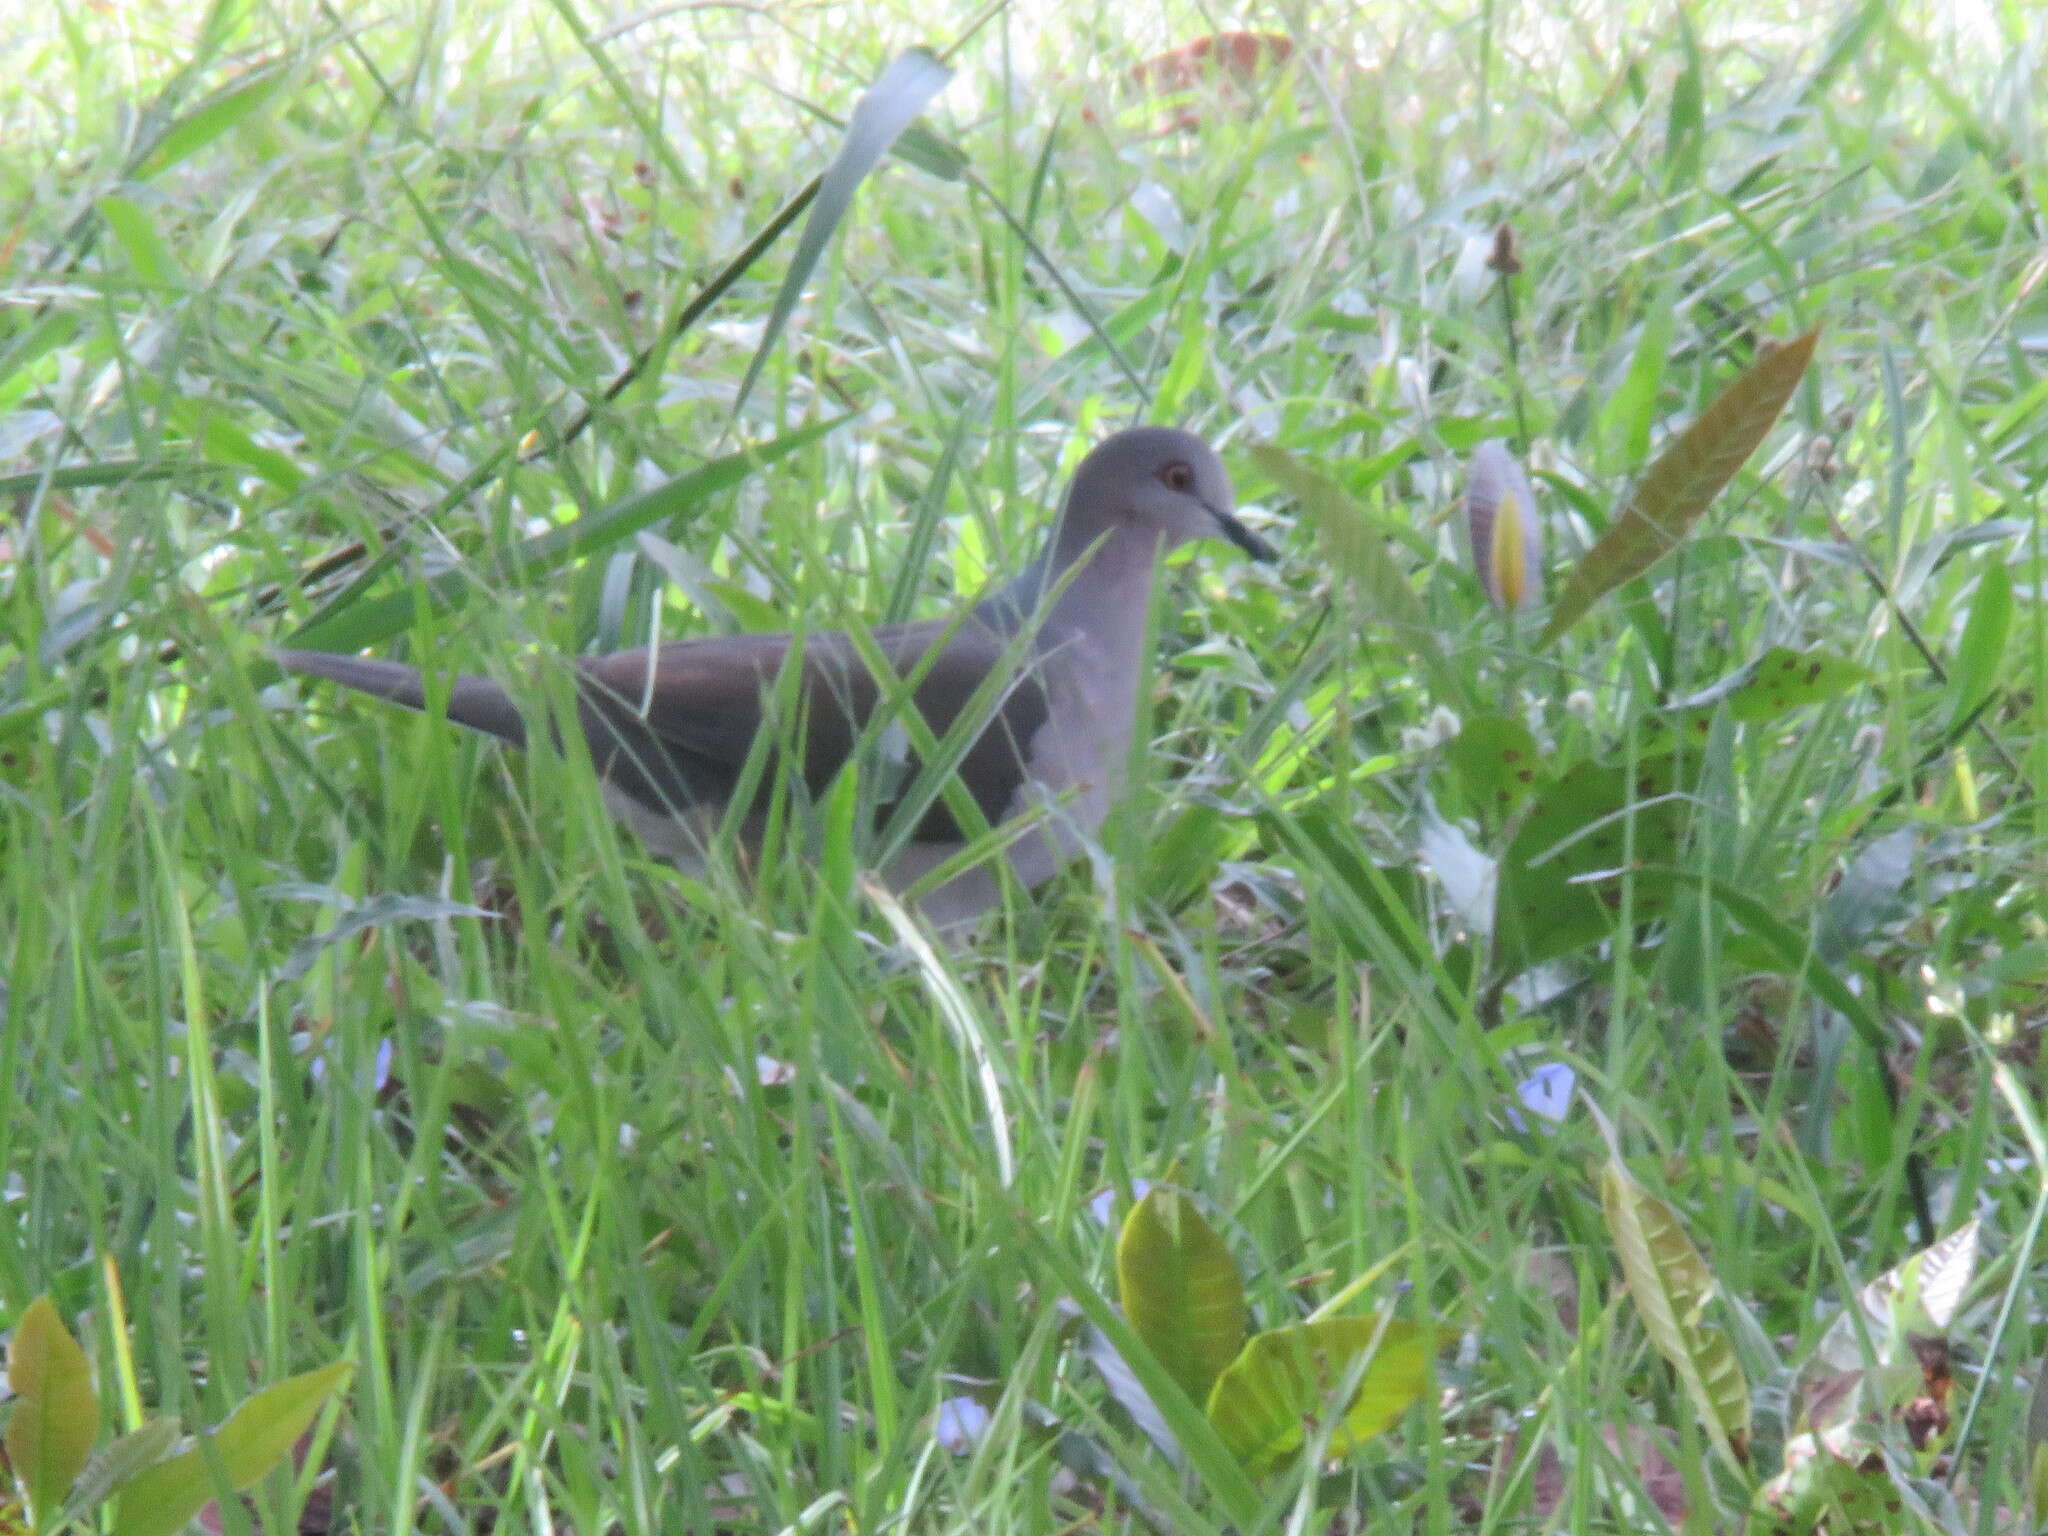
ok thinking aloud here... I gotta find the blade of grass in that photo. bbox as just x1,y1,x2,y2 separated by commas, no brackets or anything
285,414,849,653
734,49,955,417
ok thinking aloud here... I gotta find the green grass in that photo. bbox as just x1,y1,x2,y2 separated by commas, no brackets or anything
4,0,2046,1530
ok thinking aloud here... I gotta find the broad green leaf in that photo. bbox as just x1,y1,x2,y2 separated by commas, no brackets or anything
735,49,954,415
137,64,289,179
1600,1157,1750,1473
1743,649,1866,721
1948,558,2011,733
990,1201,1264,1524
1247,445,1436,657
285,415,848,654
1117,1187,1247,1408
1656,646,1873,755
1494,758,1684,967
1445,712,1549,820
1205,1316,1428,1474
6,1297,101,1527
1545,328,1819,640
110,1361,352,1536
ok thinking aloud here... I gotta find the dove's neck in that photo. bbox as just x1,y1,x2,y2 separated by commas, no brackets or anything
986,521,1163,658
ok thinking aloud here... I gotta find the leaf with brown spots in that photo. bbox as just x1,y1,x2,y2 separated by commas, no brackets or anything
1447,713,1551,821
1665,645,1872,728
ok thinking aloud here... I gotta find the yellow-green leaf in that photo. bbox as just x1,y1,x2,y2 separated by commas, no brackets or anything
1205,1316,1428,1474
5,1296,102,1524
1600,1158,1750,1474
110,1361,351,1536
1117,1188,1247,1408
1545,328,1819,640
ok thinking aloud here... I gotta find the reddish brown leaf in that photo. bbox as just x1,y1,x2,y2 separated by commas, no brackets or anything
1544,328,1819,640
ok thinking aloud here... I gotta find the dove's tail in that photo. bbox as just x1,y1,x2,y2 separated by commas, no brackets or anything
274,649,529,747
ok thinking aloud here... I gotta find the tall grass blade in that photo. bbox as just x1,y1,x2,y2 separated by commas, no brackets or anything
734,49,955,416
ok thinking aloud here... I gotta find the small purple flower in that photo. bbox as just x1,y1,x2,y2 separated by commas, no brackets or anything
934,1395,991,1454
1507,1062,1576,1133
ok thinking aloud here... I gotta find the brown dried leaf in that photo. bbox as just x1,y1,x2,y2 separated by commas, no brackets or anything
1544,329,1819,640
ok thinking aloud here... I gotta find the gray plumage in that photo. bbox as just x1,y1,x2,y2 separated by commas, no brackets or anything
276,426,1270,922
